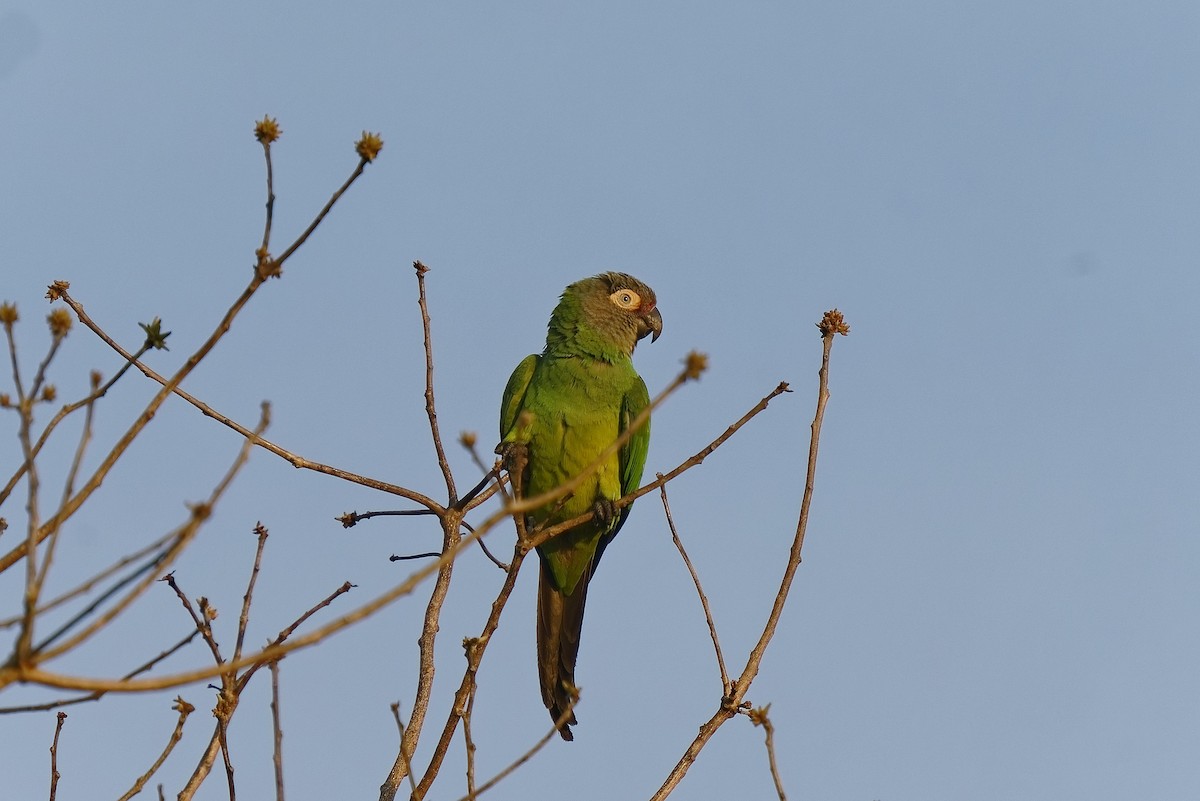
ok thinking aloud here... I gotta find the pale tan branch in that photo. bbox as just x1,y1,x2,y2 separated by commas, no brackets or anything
48,293,441,512
0,630,198,714
234,523,271,663
270,661,286,801
649,312,845,801
25,403,267,666
116,698,194,801
659,481,728,690
0,529,173,629
413,261,458,502
748,705,787,801
8,374,783,697
451,697,579,801
48,711,66,801
388,703,420,801
273,158,368,268
0,347,149,511
0,275,268,576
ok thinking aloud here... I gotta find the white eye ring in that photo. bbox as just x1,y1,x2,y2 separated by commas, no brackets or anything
609,289,641,309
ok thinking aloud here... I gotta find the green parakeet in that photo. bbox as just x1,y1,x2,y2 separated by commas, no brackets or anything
498,272,662,741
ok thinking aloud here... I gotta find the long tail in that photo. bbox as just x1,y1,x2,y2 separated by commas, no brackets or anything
536,559,590,741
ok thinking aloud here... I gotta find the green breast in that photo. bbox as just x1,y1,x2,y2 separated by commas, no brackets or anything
521,355,637,592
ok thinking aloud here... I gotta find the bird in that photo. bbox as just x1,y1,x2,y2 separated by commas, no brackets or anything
498,272,662,740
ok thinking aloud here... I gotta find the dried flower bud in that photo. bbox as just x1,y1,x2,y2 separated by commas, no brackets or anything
47,308,73,338
817,309,850,337
254,116,281,144
0,302,17,326
683,351,708,381
41,385,57,402
459,431,478,449
355,131,384,162
45,280,70,301
139,317,172,351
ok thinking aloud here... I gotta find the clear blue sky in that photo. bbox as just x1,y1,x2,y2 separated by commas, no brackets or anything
3,3,1198,800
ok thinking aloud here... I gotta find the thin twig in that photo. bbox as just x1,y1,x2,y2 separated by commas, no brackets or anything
659,482,728,689
0,629,198,713
39,293,440,514
31,516,197,664
397,546,530,801
0,529,175,629
388,551,443,562
11,377,780,696
339,508,438,528
1,148,380,573
235,523,271,663
0,344,149,510
454,699,580,801
389,703,419,800
274,158,368,267
648,310,847,801
260,136,276,254
390,447,526,801
462,665,477,800
0,273,265,577
748,705,787,801
29,546,166,651
461,521,509,571
14,328,46,666
116,698,194,801
22,402,268,666
162,573,223,664
270,661,286,801
49,711,66,801
32,371,101,623
414,261,458,503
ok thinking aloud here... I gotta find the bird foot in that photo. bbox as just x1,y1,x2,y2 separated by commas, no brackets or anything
590,498,618,524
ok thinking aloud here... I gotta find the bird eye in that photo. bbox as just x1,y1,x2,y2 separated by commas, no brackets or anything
609,289,640,309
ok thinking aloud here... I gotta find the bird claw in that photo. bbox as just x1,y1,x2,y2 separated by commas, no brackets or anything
591,498,618,524
496,441,528,472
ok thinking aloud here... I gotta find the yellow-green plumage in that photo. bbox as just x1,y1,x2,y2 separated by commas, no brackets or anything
499,272,662,740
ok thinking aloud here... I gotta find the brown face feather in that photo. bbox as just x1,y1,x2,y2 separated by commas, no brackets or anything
547,272,663,358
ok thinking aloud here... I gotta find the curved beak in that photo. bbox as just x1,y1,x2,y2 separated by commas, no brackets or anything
640,307,663,343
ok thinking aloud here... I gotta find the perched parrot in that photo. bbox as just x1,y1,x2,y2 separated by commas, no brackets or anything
498,272,663,741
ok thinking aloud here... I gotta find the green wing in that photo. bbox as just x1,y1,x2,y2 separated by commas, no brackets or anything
499,354,539,442
619,375,651,500
594,373,650,567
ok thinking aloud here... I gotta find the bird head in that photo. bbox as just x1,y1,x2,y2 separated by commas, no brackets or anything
547,272,663,359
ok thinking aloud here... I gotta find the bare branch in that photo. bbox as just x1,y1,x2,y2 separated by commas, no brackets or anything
48,711,66,801
451,698,579,801
270,661,285,801
8,377,781,695
748,705,787,801
649,312,846,801
18,403,267,668
388,703,419,800
273,156,370,268
0,343,150,510
235,523,271,663
41,293,441,513
116,698,194,801
658,482,728,690
0,629,198,714
413,261,458,502
0,525,173,630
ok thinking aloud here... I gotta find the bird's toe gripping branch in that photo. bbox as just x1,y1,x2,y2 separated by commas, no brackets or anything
590,498,619,525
